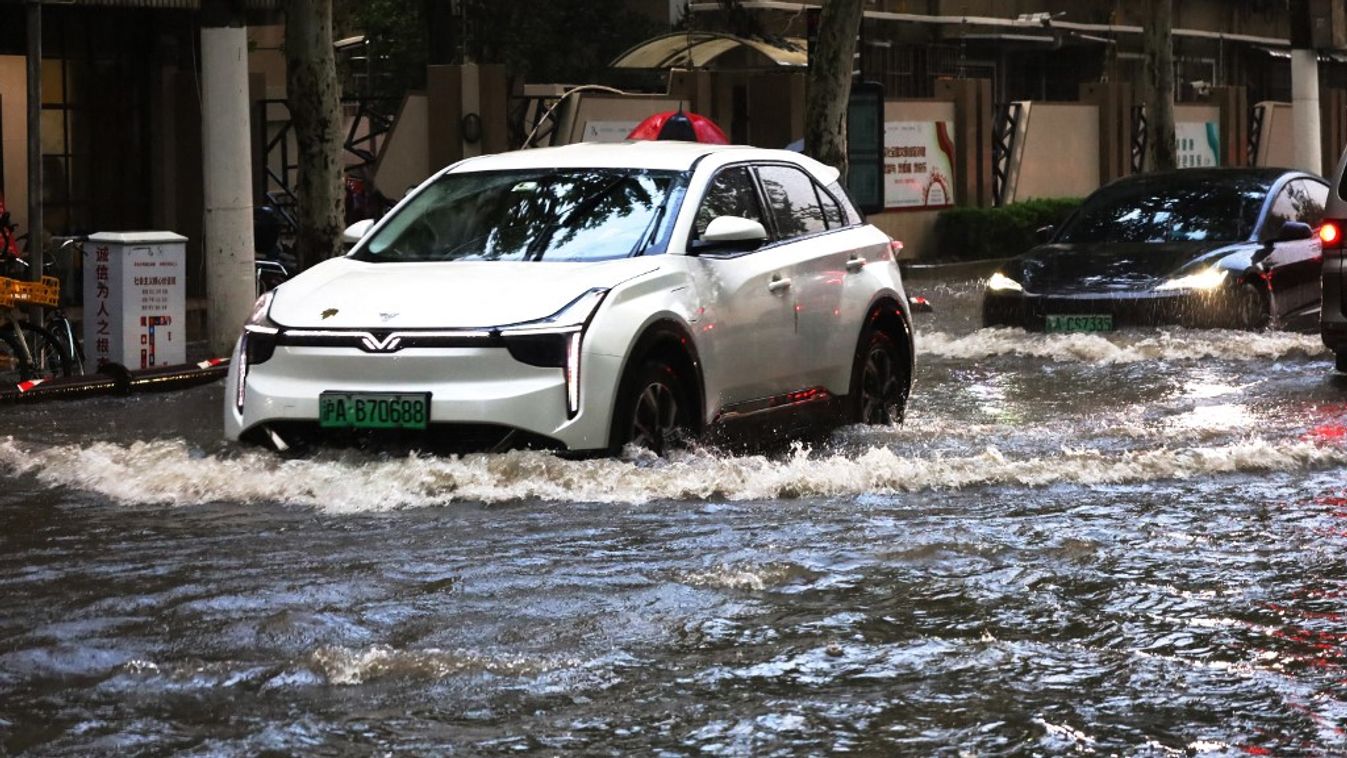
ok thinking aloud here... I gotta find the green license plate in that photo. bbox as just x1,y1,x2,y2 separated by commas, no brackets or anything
1045,314,1114,333
319,392,430,430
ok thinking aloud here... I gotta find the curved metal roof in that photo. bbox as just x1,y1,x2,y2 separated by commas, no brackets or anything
611,31,807,70
62,0,278,8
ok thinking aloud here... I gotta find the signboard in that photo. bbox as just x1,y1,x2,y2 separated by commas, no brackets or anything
883,121,956,209
581,121,640,143
1176,122,1220,168
83,232,187,370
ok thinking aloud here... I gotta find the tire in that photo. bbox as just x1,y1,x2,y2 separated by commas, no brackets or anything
611,359,691,456
850,329,910,426
17,322,73,381
44,318,84,375
1336,351,1347,374
1228,281,1270,331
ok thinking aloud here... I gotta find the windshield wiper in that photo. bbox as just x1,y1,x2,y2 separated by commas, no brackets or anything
525,175,629,261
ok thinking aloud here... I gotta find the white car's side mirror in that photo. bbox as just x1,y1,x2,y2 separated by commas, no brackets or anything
342,219,375,247
703,216,768,243
691,216,769,255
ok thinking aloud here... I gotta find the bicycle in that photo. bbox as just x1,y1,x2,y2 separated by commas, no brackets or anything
0,275,72,383
0,220,78,383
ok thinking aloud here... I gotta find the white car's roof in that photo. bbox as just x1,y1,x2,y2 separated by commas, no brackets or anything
446,141,837,180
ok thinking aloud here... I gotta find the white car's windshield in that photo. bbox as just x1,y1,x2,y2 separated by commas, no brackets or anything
356,168,687,263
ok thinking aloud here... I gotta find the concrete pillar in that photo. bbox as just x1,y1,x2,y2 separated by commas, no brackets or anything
25,0,42,292
1292,48,1323,175
201,18,256,357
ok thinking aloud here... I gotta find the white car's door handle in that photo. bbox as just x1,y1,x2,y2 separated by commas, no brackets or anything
768,276,792,294
846,256,867,273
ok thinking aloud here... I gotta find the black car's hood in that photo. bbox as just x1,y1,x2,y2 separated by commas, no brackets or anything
1012,241,1246,294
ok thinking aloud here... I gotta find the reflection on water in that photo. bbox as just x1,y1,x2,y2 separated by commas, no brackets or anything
1,279,1346,754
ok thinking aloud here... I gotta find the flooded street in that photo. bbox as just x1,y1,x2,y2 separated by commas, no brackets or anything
3,277,1347,755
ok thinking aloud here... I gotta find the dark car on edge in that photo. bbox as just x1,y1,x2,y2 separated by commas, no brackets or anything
983,168,1328,333
1320,152,1347,372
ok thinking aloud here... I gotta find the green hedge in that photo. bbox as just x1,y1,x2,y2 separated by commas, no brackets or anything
931,198,1083,262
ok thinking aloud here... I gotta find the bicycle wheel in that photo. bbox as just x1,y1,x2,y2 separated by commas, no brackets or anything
18,322,73,381
44,316,84,375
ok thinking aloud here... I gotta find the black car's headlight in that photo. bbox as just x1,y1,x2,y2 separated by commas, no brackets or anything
986,272,1024,292
1154,267,1227,292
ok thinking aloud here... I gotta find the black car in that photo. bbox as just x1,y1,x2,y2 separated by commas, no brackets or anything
1320,154,1347,372
984,168,1328,332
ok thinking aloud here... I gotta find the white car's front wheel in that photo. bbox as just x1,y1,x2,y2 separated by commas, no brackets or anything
612,359,691,456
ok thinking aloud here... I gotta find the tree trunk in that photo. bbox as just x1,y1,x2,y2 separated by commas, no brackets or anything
284,0,344,270
804,0,864,179
1141,0,1176,172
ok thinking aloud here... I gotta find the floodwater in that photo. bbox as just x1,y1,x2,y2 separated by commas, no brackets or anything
2,278,1346,755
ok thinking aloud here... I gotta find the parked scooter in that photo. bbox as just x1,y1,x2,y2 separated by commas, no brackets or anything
254,205,296,296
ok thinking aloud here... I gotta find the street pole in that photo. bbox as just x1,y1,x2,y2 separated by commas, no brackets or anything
25,0,43,319
200,0,256,358
1291,49,1322,175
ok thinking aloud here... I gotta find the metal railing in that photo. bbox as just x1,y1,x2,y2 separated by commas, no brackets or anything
991,101,1022,207
257,96,400,233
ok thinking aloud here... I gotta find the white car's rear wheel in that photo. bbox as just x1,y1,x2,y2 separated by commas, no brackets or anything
852,330,908,426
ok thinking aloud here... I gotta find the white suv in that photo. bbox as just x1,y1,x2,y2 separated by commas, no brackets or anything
224,141,914,454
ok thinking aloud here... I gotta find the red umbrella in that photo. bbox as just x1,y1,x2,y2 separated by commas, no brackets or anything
627,110,729,144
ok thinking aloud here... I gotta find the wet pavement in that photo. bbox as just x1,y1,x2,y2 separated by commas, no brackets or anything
2,278,1346,755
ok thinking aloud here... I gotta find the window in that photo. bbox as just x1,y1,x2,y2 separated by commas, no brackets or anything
359,168,686,263
827,181,863,226
1058,177,1268,244
820,187,845,229
1263,179,1328,240
756,165,827,239
693,167,765,239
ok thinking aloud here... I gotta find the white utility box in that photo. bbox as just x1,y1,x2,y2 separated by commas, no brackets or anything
83,232,187,370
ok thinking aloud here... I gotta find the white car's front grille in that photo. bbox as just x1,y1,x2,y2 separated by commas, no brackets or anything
277,329,498,354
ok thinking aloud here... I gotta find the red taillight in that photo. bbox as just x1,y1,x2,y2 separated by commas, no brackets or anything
1320,220,1342,247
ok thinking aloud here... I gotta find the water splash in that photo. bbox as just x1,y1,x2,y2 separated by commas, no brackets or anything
2,435,1343,511
921,328,1327,364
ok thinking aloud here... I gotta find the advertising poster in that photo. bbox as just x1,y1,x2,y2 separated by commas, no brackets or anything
883,121,956,210
1176,122,1220,168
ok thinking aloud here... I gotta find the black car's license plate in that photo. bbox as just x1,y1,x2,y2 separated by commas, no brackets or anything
1045,314,1114,333
319,392,430,430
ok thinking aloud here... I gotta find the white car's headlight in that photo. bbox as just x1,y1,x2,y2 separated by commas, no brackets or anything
499,288,610,419
499,288,609,334
987,272,1024,292
1154,267,1228,292
236,291,279,413
246,290,276,327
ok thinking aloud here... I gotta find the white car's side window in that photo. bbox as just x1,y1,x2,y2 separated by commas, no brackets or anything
693,166,766,240
756,165,828,241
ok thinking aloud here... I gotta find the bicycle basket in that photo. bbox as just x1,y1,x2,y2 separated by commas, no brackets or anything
8,275,60,308
0,277,17,308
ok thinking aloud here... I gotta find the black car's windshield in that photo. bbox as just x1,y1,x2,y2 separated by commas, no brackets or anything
357,168,687,263
1056,176,1269,244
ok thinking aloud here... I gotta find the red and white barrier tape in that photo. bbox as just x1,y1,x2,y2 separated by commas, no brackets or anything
15,378,45,393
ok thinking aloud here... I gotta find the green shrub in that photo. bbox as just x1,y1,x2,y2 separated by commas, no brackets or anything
931,198,1083,262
